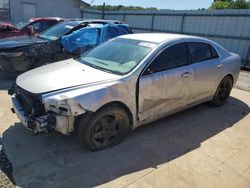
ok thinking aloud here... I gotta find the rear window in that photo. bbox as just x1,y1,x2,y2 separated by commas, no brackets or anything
188,42,219,64
210,45,219,58
39,21,79,41
15,20,32,30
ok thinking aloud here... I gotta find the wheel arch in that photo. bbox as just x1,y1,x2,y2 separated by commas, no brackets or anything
96,101,134,127
222,73,234,85
211,73,234,101
74,101,133,134
210,73,234,106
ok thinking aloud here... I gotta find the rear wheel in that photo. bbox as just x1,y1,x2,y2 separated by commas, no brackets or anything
77,105,131,151
209,76,233,106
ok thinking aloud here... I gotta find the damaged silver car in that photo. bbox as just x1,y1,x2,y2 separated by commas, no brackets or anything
9,33,241,150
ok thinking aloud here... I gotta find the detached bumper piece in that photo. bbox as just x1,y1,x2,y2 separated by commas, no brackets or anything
11,94,56,134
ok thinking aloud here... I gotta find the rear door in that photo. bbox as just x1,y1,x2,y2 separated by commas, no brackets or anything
187,42,221,104
138,42,192,121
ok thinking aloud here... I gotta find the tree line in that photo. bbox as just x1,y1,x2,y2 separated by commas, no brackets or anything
210,0,250,9
90,0,250,11
91,5,157,11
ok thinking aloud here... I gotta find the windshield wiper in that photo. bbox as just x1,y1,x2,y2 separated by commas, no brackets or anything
89,64,114,74
94,59,108,66
77,59,121,75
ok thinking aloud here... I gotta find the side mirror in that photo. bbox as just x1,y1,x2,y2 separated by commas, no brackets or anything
143,68,153,76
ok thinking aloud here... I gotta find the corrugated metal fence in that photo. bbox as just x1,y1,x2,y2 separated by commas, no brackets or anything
82,9,250,68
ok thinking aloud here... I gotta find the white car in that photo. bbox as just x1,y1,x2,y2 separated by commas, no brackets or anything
9,33,241,150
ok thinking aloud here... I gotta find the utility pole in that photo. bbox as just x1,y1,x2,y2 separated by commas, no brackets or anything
102,2,105,19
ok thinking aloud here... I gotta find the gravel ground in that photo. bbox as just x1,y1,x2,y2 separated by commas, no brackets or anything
0,71,249,187
0,172,15,188
0,140,15,187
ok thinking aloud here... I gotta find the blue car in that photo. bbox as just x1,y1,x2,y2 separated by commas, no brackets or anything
61,23,132,54
0,19,132,75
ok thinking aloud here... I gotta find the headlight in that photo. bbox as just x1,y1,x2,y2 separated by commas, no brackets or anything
44,98,86,116
44,100,70,115
0,52,24,58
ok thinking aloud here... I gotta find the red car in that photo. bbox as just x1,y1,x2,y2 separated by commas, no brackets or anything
0,17,64,39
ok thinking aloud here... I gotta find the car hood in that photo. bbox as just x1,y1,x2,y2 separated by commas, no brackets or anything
16,58,121,94
0,36,47,49
0,22,15,30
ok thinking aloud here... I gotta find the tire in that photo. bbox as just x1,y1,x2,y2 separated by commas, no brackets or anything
209,76,233,106
77,105,131,151
29,57,53,70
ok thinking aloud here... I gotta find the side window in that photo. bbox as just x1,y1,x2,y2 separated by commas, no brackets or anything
144,43,187,75
48,20,58,27
188,42,218,64
30,21,50,33
29,21,41,32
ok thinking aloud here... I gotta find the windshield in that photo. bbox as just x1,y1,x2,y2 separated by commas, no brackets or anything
39,21,79,41
78,38,156,75
15,20,32,29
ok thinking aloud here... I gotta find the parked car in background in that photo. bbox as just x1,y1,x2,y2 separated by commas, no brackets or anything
0,19,132,75
0,22,15,34
61,23,131,54
0,17,64,39
9,33,241,151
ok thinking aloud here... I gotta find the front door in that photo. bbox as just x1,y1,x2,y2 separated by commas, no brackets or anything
138,43,192,121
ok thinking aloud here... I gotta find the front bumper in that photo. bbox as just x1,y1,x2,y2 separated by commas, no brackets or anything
11,94,56,134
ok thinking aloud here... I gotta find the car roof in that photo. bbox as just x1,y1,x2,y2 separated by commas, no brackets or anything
118,33,202,44
30,17,65,21
56,19,120,27
68,19,122,24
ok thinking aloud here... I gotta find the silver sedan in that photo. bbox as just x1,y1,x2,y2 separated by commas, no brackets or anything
10,33,241,150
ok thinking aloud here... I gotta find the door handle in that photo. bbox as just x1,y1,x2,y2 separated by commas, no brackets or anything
217,64,223,68
182,72,191,78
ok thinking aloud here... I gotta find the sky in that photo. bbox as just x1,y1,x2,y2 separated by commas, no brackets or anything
85,0,214,10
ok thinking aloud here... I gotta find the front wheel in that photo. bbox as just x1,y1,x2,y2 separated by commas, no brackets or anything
209,76,233,106
77,105,131,151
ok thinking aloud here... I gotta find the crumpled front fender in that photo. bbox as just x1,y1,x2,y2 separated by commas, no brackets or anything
42,79,134,115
